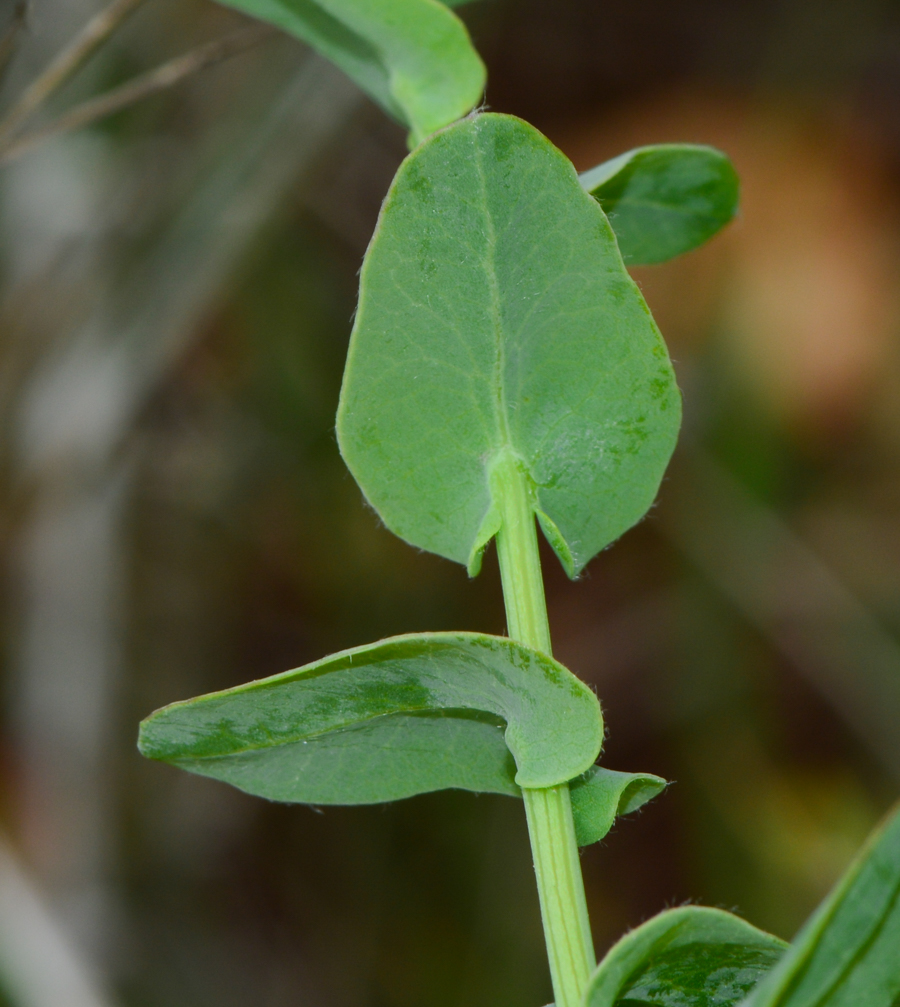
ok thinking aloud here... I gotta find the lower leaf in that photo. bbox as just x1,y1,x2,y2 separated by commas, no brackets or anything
138,631,603,799
171,709,519,804
584,906,787,1007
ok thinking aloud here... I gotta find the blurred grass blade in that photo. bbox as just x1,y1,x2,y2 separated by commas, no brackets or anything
338,114,680,579
0,832,116,1007
585,906,787,1007
139,632,604,798
741,802,900,1007
569,767,666,847
0,26,274,167
579,144,739,265
212,0,485,144
7,52,359,966
0,0,146,149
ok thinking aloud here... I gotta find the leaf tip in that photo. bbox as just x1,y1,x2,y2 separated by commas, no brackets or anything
136,715,162,761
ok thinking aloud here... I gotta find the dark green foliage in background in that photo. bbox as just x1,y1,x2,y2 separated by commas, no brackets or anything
579,145,740,266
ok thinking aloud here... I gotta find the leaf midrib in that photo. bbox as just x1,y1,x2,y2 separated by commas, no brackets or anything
472,126,513,462
605,194,721,219
166,706,509,761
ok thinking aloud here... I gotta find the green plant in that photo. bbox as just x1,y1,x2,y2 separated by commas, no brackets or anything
138,4,900,1006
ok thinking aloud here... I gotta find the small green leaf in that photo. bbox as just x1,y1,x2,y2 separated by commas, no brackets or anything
138,632,603,799
579,145,739,265
337,113,681,578
569,766,667,847
213,0,485,145
585,906,787,1007
739,802,900,1007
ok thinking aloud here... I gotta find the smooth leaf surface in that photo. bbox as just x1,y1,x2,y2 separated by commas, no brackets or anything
739,802,900,1007
213,0,485,144
156,708,521,805
338,113,681,578
139,632,603,799
579,145,739,265
585,906,787,1007
569,766,667,847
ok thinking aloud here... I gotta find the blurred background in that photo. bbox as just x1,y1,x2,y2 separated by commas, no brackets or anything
1,0,899,1004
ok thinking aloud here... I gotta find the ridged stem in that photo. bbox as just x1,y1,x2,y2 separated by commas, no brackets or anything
492,452,595,1007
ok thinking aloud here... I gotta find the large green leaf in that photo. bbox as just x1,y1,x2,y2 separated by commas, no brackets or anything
579,145,739,266
138,632,603,800
569,766,666,847
337,113,681,578
585,906,787,1007
214,0,485,145
739,802,900,1007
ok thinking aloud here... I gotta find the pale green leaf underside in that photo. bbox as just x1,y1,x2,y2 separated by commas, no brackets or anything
138,632,603,794
337,114,681,578
213,0,485,144
585,906,787,1007
739,802,900,1007
163,710,521,805
580,144,739,266
569,766,666,847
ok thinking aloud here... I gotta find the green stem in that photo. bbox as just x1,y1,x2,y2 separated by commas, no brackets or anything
492,452,595,1007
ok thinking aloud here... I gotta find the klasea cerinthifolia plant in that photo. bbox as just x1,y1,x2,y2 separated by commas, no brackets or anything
139,3,900,1005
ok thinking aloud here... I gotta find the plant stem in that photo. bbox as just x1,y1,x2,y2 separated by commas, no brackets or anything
492,451,595,1007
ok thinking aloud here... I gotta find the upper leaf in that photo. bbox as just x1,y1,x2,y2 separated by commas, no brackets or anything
569,766,667,847
739,801,900,1007
579,144,739,265
337,113,681,578
584,906,787,1007
213,0,485,145
138,632,604,798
